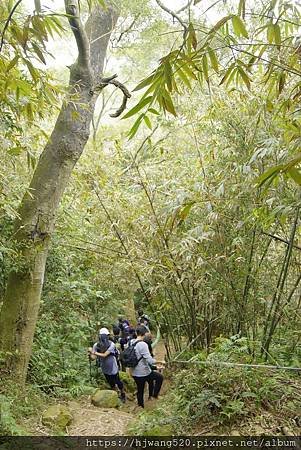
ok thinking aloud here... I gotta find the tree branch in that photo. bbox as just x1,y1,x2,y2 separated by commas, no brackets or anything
109,79,131,117
261,231,301,252
95,74,131,117
176,0,193,14
155,0,187,32
65,0,90,68
116,14,141,43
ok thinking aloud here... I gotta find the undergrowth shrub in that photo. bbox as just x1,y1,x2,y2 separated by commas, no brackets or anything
130,336,301,435
0,383,48,435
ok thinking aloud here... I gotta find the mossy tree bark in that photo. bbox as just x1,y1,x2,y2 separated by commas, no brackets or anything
0,0,118,384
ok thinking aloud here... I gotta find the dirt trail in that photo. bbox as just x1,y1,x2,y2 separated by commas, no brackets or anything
67,399,134,436
67,340,167,436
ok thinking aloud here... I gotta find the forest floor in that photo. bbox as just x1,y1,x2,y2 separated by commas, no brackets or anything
23,340,300,437
23,341,167,436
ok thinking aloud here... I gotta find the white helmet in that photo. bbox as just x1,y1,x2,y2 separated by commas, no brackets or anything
99,327,110,335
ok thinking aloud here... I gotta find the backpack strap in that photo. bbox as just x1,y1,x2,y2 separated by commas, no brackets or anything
132,340,143,364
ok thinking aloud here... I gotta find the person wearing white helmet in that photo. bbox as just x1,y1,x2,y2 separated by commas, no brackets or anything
89,327,126,402
138,314,150,332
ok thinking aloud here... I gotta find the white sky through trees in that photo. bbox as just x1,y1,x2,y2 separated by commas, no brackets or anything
22,0,221,69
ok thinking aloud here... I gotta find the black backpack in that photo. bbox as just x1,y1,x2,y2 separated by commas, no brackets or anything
121,341,142,368
95,341,120,368
112,324,120,336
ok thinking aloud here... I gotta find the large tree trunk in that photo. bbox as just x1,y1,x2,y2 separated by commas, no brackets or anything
0,1,118,384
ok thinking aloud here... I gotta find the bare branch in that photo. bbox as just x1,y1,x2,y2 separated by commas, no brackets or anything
155,0,187,32
95,74,131,118
65,0,90,68
176,0,193,14
108,79,131,117
116,14,141,43
101,74,118,83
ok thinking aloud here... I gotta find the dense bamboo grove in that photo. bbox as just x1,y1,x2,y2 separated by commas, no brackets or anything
0,0,300,438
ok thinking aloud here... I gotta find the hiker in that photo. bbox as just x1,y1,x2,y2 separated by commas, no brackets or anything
89,327,126,402
118,317,131,351
130,325,163,408
138,314,150,331
112,322,121,343
143,329,164,401
128,327,137,342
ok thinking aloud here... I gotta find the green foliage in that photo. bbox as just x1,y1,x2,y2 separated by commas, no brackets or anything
124,0,301,184
130,329,299,435
0,1,64,155
0,0,300,435
0,383,48,435
129,335,300,435
128,404,175,436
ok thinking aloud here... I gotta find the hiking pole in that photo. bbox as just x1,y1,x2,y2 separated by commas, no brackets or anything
87,317,95,384
88,351,92,384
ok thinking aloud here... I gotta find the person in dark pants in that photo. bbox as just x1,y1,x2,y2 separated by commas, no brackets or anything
148,370,163,400
131,325,163,408
89,327,126,402
144,333,164,400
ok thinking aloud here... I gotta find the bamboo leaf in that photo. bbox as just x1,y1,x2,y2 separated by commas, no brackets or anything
208,47,219,72
175,63,192,89
122,96,152,119
187,23,198,51
133,72,159,92
238,0,246,18
232,15,249,38
32,42,47,65
278,71,286,96
128,114,144,139
148,108,160,115
162,91,177,116
179,202,195,221
288,167,301,185
180,61,198,80
220,64,235,85
202,54,209,81
164,61,173,92
6,55,19,71
267,23,274,44
256,164,283,187
238,67,251,90
144,115,152,130
24,59,39,82
283,153,301,170
209,15,232,34
274,23,281,46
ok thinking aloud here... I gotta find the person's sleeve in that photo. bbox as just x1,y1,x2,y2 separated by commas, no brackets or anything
138,342,155,365
152,328,161,349
107,342,115,355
